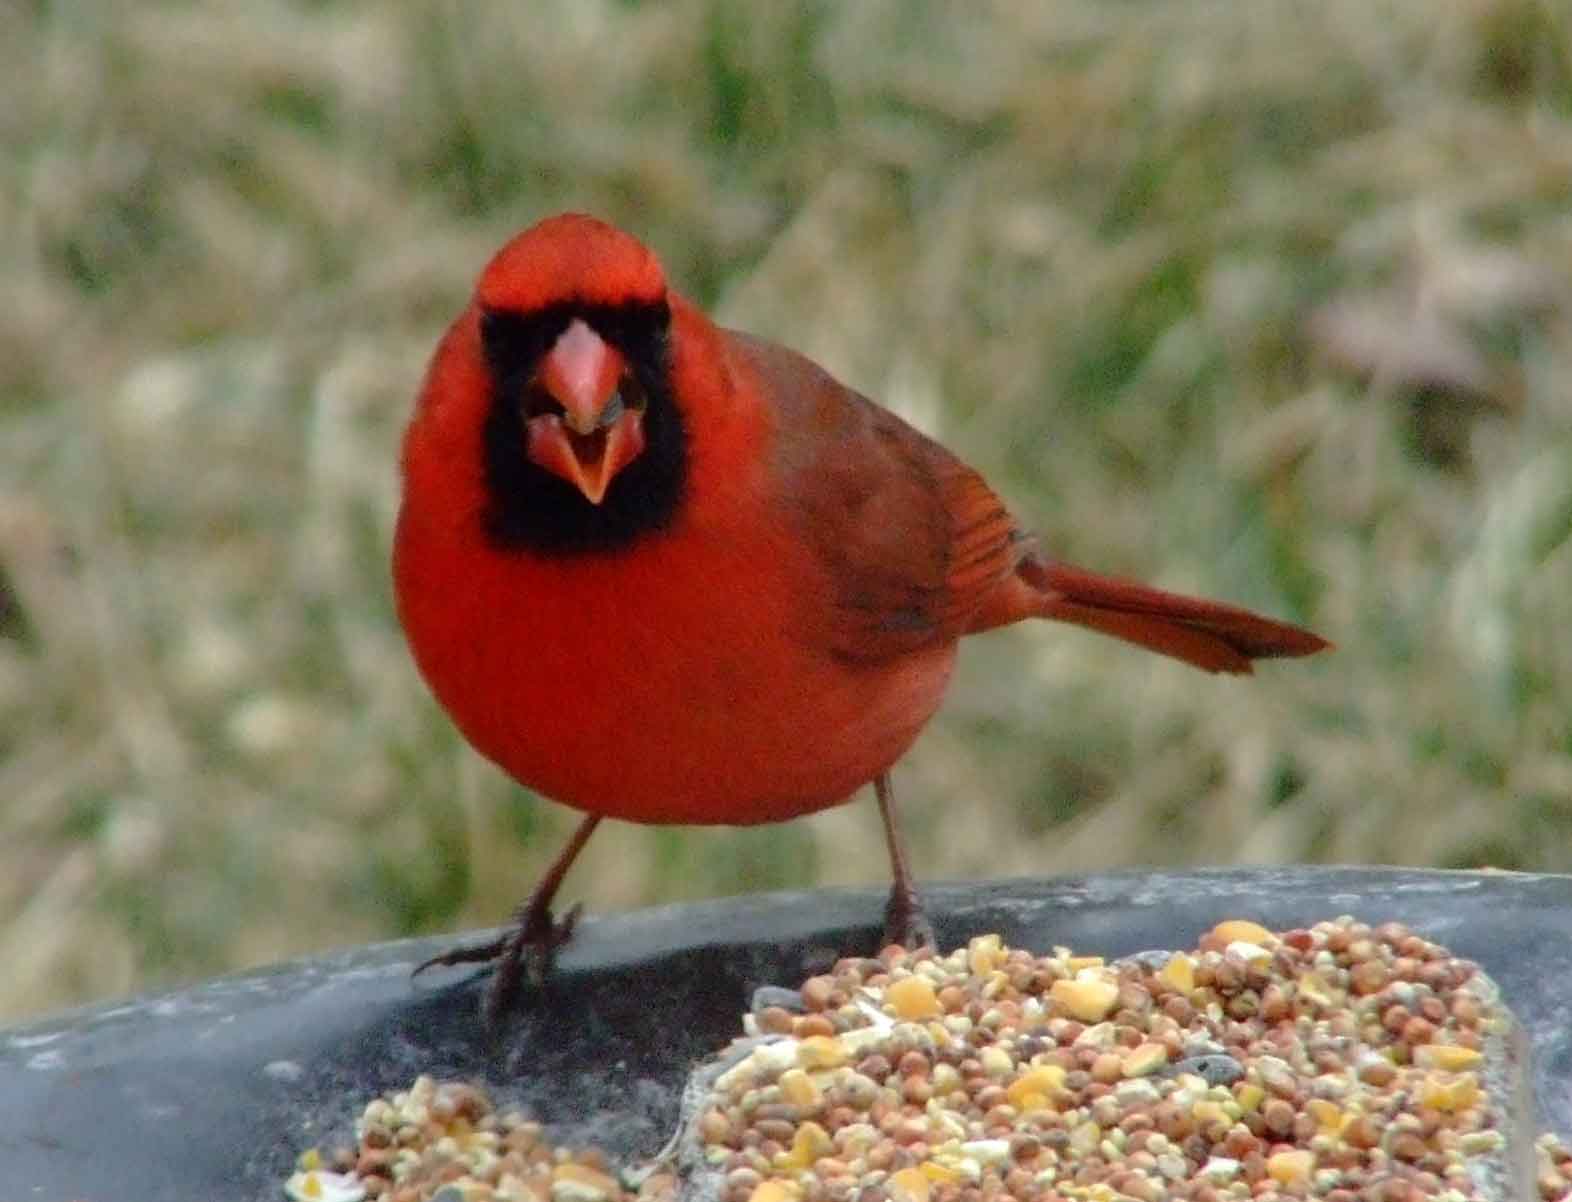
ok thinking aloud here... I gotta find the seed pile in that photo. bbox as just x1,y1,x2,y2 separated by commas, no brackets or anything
693,918,1521,1202
284,1074,670,1202
286,918,1552,1202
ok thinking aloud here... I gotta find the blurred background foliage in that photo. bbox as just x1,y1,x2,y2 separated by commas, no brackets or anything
2,0,1571,1020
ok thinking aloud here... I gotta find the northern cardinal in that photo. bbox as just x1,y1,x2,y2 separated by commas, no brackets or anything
394,213,1328,1019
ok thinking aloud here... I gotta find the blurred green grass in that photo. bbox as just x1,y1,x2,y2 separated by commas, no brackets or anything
2,0,1571,1020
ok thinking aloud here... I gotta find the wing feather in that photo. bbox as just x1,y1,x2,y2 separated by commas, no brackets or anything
730,332,1026,664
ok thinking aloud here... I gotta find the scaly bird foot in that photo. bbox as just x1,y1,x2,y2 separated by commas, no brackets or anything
482,901,583,1026
412,902,584,1027
882,887,936,953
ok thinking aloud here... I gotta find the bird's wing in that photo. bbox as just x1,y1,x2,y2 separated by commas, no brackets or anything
730,331,1029,665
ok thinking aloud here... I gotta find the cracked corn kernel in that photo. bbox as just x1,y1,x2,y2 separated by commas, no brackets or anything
886,975,942,1020
746,1182,798,1202
1414,1043,1483,1071
918,1160,964,1185
1419,1071,1480,1112
1234,1083,1264,1113
1049,976,1120,1022
968,934,1006,974
1307,1098,1344,1131
1158,953,1196,995
776,1068,821,1109
794,1035,847,1069
887,1166,931,1202
1267,1149,1315,1184
1212,920,1275,946
1006,1065,1067,1111
1122,1041,1169,1077
782,1121,833,1169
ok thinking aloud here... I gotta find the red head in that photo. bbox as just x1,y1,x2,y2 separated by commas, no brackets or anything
477,213,666,316
465,215,687,548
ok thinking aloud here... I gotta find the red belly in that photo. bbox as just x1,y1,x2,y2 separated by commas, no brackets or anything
395,512,955,826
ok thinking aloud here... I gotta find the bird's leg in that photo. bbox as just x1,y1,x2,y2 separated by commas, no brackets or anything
413,813,602,1022
875,773,935,951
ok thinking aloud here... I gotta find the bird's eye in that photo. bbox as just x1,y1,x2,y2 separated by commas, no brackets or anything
599,390,626,426
618,370,648,414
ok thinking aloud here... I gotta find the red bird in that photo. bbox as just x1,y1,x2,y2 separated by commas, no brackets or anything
394,214,1328,1019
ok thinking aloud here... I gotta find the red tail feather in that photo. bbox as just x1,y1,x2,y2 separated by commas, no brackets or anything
1022,559,1330,675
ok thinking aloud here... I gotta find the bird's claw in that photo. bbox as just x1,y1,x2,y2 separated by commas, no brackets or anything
412,935,509,977
411,902,584,1027
481,901,583,1026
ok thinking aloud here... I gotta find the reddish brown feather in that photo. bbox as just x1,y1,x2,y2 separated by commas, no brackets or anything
731,326,1326,677
1020,557,1331,674
930,464,1021,632
734,332,1027,663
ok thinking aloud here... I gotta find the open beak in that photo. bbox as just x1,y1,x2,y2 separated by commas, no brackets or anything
526,319,647,505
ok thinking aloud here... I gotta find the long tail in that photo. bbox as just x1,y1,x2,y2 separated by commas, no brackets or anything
1020,558,1330,675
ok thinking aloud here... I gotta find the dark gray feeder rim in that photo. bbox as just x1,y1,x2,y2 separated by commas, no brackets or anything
1,866,1569,1201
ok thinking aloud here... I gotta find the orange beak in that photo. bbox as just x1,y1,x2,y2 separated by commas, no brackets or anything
527,320,646,505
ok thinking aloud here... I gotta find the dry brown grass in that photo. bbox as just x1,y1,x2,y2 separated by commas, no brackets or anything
2,0,1571,1019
